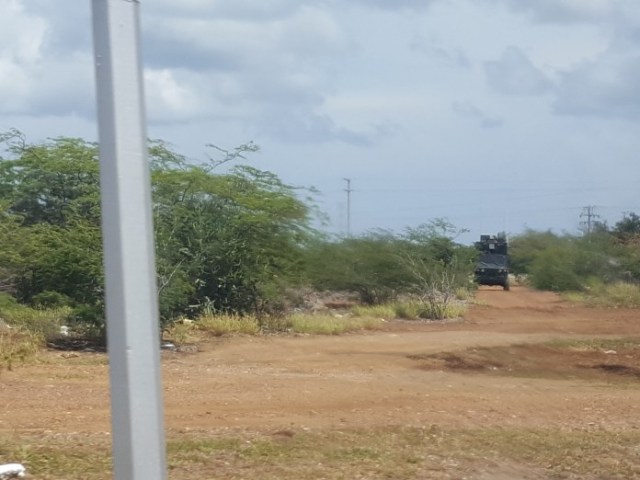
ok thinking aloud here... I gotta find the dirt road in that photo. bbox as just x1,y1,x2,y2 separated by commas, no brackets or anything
1,286,638,436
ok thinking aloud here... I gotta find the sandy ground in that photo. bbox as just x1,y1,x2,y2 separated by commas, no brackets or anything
1,286,639,436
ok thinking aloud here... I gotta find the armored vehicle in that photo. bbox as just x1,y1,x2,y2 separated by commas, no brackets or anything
474,234,509,290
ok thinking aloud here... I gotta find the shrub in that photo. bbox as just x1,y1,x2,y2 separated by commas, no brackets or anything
392,302,420,320
417,300,466,320
0,304,71,341
0,292,18,309
528,246,583,292
164,320,200,345
31,290,73,308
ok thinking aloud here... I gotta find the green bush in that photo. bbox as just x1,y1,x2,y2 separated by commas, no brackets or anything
0,292,18,310
528,246,583,292
31,291,73,308
510,222,640,292
1,304,71,338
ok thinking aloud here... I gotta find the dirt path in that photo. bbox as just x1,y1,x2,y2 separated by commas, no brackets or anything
1,286,639,435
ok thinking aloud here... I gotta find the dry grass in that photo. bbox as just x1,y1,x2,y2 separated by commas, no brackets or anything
564,281,640,308
196,313,261,336
352,300,467,321
165,312,386,342
350,303,397,319
0,328,43,371
288,314,384,335
2,426,639,479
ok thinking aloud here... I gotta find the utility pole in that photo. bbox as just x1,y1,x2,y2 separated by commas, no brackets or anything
343,178,352,237
580,205,600,235
92,1,167,478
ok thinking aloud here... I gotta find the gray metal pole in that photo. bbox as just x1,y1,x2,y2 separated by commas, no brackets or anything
343,178,352,237
92,1,167,478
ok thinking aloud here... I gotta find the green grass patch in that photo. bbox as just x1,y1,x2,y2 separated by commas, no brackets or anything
561,291,587,303
0,303,71,340
546,337,640,352
3,427,640,479
0,435,111,479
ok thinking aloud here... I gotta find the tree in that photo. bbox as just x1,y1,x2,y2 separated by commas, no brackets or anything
612,212,640,243
304,231,410,304
150,142,315,319
397,221,476,318
0,131,317,331
0,130,101,227
0,132,103,314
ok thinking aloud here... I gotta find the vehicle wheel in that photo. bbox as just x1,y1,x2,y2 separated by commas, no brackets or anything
503,280,510,291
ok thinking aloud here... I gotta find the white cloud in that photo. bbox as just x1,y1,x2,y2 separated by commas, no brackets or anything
0,0,46,112
0,1,93,117
145,69,203,122
0,0,46,62
484,46,553,96
139,4,360,141
144,5,348,71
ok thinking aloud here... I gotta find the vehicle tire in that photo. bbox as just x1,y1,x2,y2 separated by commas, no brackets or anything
503,280,510,291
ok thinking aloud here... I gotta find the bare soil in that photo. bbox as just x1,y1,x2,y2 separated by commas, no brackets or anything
1,286,640,478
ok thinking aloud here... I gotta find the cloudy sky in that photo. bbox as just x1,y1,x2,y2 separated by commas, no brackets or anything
1,0,639,243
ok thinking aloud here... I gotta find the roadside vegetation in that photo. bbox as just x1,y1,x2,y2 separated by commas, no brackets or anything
2,129,640,363
0,130,476,363
509,215,640,307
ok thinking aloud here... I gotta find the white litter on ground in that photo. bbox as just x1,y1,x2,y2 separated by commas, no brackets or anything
0,464,26,479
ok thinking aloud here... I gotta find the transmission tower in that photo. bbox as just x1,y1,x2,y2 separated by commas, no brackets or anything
580,205,600,235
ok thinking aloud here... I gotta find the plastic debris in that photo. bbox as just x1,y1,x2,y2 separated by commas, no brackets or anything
0,464,26,479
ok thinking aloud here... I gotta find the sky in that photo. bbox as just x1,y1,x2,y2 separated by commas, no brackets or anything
1,0,639,244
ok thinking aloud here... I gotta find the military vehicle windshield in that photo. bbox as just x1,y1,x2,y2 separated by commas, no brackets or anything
477,253,508,268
